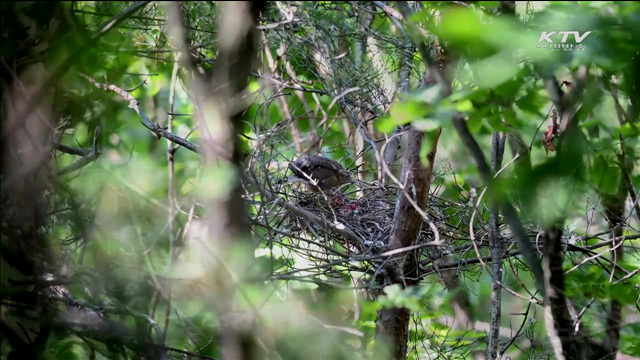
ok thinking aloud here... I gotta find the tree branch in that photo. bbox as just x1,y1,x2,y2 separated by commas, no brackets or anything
488,132,506,360
81,74,200,153
57,126,101,175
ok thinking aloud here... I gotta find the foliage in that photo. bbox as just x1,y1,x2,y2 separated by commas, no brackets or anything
1,1,639,360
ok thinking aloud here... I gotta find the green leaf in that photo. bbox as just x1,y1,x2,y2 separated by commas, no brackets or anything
376,101,432,133
383,283,402,298
471,54,520,88
503,106,525,128
466,110,487,133
375,115,397,134
409,84,444,105
74,122,89,145
456,99,474,112
610,282,639,304
580,118,602,130
487,112,510,132
619,122,640,138
413,105,455,132
147,73,168,97
413,118,441,132
516,88,548,116
589,155,621,195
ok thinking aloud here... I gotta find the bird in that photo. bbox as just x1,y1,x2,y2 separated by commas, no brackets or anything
286,155,352,192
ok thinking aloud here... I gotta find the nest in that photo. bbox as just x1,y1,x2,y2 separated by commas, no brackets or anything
246,157,473,285
283,182,450,257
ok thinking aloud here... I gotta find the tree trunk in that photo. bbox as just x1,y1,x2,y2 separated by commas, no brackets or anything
374,128,441,359
177,2,265,359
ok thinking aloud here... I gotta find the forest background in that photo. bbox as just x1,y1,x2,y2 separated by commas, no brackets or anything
1,1,639,360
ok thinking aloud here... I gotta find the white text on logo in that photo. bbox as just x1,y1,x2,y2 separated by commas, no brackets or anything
537,31,592,43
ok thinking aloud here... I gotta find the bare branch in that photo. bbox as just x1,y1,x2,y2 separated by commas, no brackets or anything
57,127,101,176
81,74,200,153
488,132,506,360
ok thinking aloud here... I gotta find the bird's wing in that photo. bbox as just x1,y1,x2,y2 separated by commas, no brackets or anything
309,155,345,171
288,155,346,180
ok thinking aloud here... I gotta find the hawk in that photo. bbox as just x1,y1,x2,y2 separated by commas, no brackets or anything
287,155,352,192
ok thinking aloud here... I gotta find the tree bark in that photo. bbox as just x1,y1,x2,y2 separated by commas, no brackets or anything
542,226,585,360
600,177,627,359
488,132,506,360
374,127,441,359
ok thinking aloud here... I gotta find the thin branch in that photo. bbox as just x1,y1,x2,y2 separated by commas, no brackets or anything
488,132,506,360
57,127,101,176
81,74,200,153
252,72,329,95
55,144,92,157
166,53,180,270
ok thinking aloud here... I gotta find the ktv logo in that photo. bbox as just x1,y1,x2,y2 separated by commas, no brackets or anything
537,31,591,51
537,31,592,44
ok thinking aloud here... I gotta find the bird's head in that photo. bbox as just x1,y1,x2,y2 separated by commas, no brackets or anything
337,169,354,185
